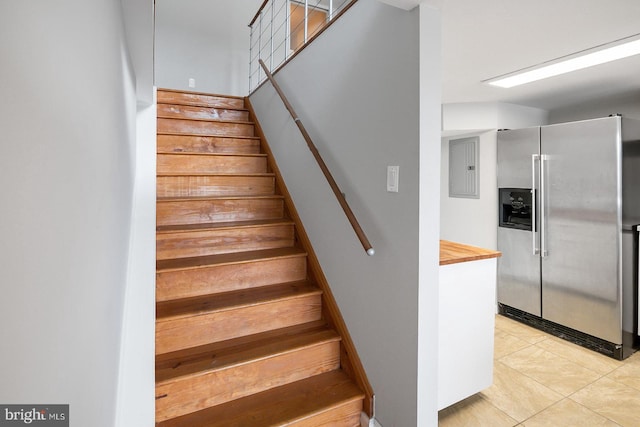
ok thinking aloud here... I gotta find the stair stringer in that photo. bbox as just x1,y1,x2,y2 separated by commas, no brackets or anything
246,97,375,417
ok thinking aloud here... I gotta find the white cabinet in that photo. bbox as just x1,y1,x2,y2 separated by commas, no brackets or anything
438,257,497,410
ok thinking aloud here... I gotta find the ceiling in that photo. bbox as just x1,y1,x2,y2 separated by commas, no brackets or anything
440,0,640,111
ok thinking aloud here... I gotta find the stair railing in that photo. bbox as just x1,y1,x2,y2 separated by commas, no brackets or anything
258,59,374,256
248,0,357,93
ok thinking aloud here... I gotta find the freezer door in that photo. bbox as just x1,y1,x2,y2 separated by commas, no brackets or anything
497,127,541,189
497,128,542,316
541,117,622,344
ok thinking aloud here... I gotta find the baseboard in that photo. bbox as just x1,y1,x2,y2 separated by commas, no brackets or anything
360,412,383,427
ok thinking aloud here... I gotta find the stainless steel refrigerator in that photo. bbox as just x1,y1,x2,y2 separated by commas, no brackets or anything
497,116,640,359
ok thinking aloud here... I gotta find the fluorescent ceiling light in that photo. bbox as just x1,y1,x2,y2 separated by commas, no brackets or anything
485,34,640,88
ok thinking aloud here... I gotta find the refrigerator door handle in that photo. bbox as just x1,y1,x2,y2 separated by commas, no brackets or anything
540,154,548,257
532,154,540,255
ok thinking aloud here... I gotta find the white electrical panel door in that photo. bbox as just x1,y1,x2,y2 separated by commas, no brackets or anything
449,136,479,198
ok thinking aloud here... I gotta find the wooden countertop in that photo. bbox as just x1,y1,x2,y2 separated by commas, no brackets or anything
440,240,501,266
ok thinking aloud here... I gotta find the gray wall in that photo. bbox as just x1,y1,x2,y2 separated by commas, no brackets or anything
0,1,152,425
250,2,427,425
155,0,263,96
122,0,155,105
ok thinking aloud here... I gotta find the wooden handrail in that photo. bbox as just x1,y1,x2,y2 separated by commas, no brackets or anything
248,0,269,27
258,59,374,256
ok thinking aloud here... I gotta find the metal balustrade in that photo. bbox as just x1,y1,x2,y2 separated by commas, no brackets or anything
248,0,356,93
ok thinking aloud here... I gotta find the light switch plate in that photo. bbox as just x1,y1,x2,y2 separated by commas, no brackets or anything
387,165,399,192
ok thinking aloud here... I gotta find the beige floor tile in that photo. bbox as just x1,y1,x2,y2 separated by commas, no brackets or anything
451,318,636,426
438,394,518,427
607,362,640,392
521,398,621,427
494,329,532,359
480,361,562,422
494,315,548,344
501,345,601,396
535,336,622,375
571,377,640,427
624,350,640,365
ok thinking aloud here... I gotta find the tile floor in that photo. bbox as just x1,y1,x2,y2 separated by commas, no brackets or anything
438,314,640,427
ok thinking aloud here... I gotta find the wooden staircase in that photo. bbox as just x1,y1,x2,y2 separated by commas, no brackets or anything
155,88,372,426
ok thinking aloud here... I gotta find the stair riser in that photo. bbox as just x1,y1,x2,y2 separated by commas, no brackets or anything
155,340,340,422
156,256,307,302
155,293,322,354
157,91,245,109
158,104,249,121
157,135,261,154
157,175,275,198
288,400,363,427
156,224,294,260
157,154,267,174
156,198,284,226
158,118,254,137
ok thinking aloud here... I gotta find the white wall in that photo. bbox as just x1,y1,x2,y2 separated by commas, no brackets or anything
250,2,442,425
417,4,442,427
440,131,497,249
155,0,263,96
0,1,146,426
116,2,157,426
548,91,640,124
115,100,157,427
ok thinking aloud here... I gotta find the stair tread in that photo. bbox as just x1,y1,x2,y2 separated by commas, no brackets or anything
156,218,293,234
156,370,363,427
157,131,260,140
157,89,246,110
156,281,321,322
156,247,307,272
157,101,249,112
158,88,245,99
156,323,338,383
156,171,274,177
157,151,266,158
156,319,326,366
158,116,254,125
157,194,284,202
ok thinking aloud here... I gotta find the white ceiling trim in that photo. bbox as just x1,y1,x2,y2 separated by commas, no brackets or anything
377,0,443,11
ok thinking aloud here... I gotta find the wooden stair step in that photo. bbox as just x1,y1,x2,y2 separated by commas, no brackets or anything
155,320,328,369
155,325,341,422
156,195,284,227
157,103,249,121
157,89,245,109
157,152,268,174
156,323,335,381
158,117,254,137
157,134,261,154
155,282,323,354
156,370,364,427
156,247,307,301
156,219,295,260
156,173,275,198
